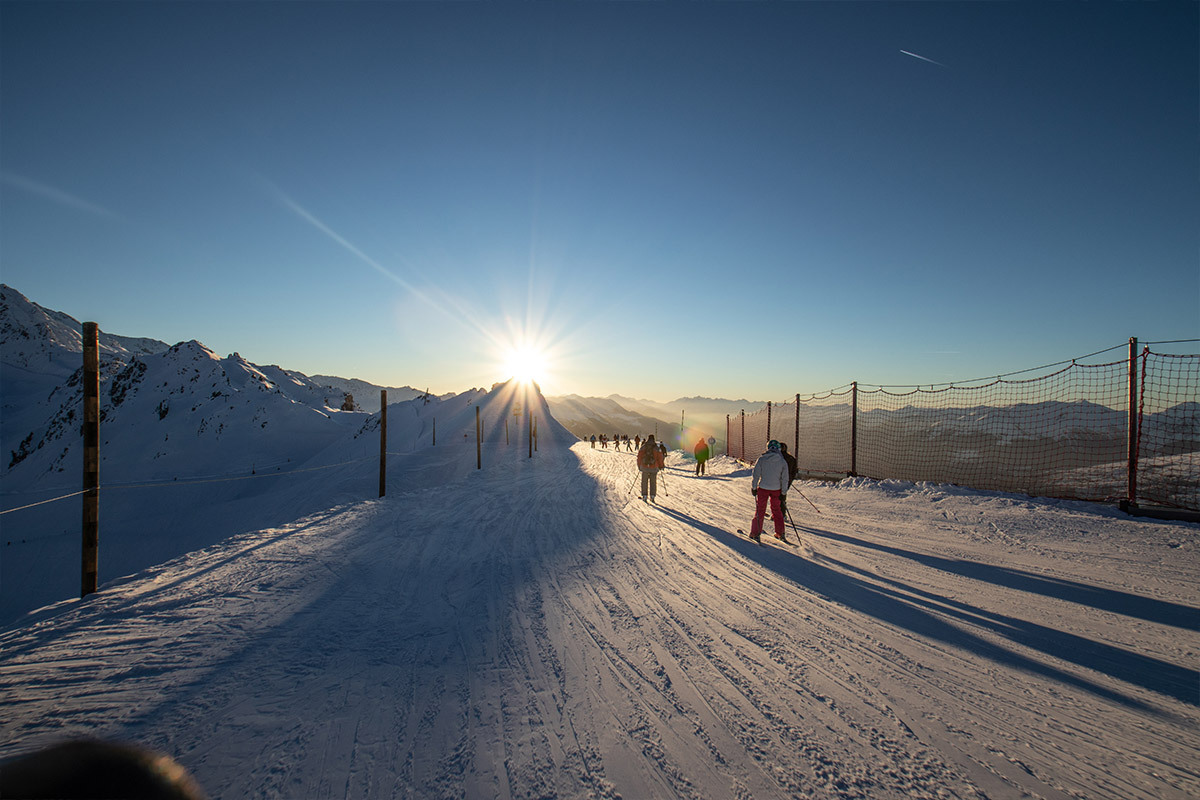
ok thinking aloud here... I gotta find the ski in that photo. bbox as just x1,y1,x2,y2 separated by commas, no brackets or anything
737,529,797,548
736,529,765,546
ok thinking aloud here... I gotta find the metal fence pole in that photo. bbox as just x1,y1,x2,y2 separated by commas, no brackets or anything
766,401,772,441
476,406,482,469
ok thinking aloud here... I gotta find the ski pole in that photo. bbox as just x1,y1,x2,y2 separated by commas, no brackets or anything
659,468,669,497
793,487,821,513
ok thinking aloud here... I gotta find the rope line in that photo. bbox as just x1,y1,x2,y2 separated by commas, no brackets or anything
1,457,376,515
0,490,87,516
858,343,1128,391
772,342,1135,402
103,457,375,491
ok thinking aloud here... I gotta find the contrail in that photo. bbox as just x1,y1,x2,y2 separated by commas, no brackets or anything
0,172,121,219
901,50,947,68
255,175,508,343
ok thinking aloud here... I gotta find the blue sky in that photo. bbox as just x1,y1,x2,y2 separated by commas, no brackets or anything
2,2,1196,402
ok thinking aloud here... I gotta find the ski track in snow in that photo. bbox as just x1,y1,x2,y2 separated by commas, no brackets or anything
2,443,1198,799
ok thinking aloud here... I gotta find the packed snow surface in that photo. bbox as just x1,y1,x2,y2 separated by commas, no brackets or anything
2,443,1197,799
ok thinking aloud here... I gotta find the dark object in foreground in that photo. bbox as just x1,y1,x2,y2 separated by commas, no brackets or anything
0,739,207,799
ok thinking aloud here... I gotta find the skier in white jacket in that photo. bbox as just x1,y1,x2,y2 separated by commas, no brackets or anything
748,440,790,542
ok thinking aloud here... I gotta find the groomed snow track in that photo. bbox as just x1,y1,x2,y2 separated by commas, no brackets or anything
2,443,1197,799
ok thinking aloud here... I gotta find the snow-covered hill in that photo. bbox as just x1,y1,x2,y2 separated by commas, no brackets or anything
0,284,170,374
4,339,364,484
309,375,428,413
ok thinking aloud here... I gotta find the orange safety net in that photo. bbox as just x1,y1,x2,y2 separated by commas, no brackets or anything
727,344,1198,511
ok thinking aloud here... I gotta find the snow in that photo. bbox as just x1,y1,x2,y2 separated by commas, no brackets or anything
3,443,1197,799
2,285,1198,797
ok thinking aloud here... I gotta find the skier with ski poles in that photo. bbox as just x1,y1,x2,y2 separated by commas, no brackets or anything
747,440,790,543
637,435,666,503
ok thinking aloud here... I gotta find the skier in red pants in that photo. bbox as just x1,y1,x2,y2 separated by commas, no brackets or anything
748,440,790,542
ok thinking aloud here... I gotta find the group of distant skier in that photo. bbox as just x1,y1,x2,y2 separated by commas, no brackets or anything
585,430,802,542
589,433,637,451
588,431,800,545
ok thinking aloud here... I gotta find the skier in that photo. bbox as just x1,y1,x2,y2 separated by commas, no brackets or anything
634,435,641,450
637,435,666,502
590,434,596,449
777,441,798,517
748,440,790,543
625,436,634,452
693,437,710,476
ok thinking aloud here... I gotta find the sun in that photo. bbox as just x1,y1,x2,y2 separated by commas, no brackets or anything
502,347,548,385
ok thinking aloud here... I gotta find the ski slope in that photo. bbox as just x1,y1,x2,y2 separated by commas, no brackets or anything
2,443,1197,799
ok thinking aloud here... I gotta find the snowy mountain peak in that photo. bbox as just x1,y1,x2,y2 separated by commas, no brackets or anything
0,284,170,373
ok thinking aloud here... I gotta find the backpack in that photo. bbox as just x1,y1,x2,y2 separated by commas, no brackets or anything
638,446,658,469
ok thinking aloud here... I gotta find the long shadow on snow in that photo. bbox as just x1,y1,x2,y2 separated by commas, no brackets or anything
54,444,617,783
653,505,1193,713
817,549,1200,708
812,528,1200,633
0,505,352,657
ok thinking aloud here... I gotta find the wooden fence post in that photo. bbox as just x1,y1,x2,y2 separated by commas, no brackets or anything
476,406,482,469
850,381,858,477
1126,337,1139,509
81,322,99,598
379,390,387,497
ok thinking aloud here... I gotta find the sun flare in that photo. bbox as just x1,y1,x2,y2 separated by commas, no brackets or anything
503,347,548,386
